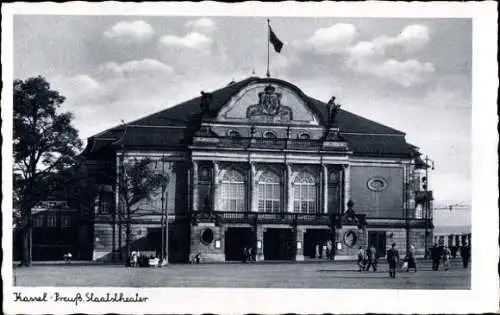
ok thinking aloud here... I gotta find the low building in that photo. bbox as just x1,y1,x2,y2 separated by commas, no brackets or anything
83,76,434,262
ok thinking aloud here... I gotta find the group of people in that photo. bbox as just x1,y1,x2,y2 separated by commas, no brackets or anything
357,244,379,272
430,242,471,271
129,251,163,267
358,243,417,278
242,246,255,263
313,240,335,260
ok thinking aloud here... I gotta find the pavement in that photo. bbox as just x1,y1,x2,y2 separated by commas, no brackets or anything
12,259,470,289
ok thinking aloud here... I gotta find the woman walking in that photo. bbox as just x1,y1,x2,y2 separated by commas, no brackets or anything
387,243,400,278
407,244,417,272
442,245,451,271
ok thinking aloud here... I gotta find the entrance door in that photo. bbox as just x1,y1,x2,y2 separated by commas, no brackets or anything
263,228,295,260
225,227,255,261
368,231,387,258
304,229,330,258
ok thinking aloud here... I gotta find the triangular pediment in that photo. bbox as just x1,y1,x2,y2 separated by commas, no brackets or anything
216,81,320,125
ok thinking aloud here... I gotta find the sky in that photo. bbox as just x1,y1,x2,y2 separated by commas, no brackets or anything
13,15,472,210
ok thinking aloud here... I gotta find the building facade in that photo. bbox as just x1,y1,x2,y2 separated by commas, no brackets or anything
83,77,434,262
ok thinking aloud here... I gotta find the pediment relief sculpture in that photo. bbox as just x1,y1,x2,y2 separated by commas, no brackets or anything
246,85,293,123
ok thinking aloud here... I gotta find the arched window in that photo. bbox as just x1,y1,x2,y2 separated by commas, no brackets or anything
258,170,281,213
299,133,310,140
263,131,277,139
228,130,241,138
220,169,246,212
293,171,317,213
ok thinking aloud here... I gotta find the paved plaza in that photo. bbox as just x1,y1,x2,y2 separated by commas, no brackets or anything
13,259,470,289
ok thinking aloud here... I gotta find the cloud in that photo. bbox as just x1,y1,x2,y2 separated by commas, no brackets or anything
375,59,435,87
303,23,357,55
50,74,102,101
185,18,217,33
99,59,174,77
103,20,154,40
159,32,213,54
343,24,434,87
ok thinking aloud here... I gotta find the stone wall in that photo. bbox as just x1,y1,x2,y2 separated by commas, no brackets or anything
350,165,404,218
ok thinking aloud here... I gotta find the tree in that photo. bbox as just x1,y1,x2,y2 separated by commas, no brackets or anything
13,76,82,266
118,156,169,263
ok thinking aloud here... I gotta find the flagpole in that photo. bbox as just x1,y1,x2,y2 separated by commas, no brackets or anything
266,19,270,78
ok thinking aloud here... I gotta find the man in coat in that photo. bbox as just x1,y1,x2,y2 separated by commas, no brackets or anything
386,243,400,278
366,244,378,272
461,241,471,268
431,243,442,271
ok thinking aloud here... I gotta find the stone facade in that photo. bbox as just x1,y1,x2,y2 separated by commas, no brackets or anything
83,77,434,262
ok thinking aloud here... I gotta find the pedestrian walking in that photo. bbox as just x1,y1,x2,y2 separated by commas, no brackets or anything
326,240,333,260
315,244,320,259
442,245,451,271
407,244,417,272
242,246,248,263
357,246,366,271
386,243,400,278
461,242,471,268
366,244,378,272
431,243,442,271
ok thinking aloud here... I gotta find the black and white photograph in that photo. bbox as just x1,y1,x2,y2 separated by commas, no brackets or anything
2,2,498,314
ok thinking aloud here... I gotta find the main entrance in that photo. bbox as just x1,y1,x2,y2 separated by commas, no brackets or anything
263,228,295,260
304,229,330,258
225,227,255,261
368,231,387,258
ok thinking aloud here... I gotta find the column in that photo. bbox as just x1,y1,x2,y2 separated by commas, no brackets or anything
343,164,351,212
295,227,305,261
287,164,293,213
192,161,199,212
250,163,257,212
323,164,328,214
213,161,220,211
256,226,265,261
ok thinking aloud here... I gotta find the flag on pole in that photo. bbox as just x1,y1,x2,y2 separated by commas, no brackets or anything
269,25,284,53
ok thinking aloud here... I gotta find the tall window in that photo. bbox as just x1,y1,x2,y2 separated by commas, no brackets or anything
258,170,281,213
47,215,57,227
220,169,246,212
293,171,317,213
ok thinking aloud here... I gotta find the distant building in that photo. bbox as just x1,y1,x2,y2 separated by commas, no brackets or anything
83,77,434,262
13,200,93,261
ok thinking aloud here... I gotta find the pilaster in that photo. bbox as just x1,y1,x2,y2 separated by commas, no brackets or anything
250,163,257,212
213,161,220,211
192,161,199,212
255,225,264,261
287,164,293,213
295,227,305,261
323,164,328,214
343,164,351,212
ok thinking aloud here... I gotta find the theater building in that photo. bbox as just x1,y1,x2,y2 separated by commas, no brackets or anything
83,76,434,262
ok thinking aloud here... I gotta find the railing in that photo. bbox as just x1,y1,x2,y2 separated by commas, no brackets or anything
215,211,330,225
197,136,325,151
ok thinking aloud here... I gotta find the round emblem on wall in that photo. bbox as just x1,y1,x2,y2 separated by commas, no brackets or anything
367,176,388,192
329,172,339,183
343,230,357,247
200,228,215,245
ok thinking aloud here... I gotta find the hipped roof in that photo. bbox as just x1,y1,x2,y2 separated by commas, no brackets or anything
84,77,417,157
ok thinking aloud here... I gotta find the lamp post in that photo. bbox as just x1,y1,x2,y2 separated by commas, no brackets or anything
159,155,170,266
423,155,435,259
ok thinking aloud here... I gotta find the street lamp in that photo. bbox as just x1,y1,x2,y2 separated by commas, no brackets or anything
158,156,170,266
422,155,435,259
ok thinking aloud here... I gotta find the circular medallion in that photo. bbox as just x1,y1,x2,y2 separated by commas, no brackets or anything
343,230,357,247
329,172,339,183
367,176,388,192
200,228,214,245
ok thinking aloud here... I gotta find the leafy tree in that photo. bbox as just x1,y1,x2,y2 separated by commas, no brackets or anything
118,156,169,263
13,76,82,266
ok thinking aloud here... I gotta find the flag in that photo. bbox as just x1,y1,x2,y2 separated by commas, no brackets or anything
269,25,284,53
